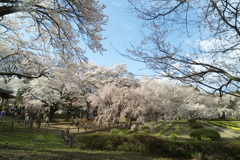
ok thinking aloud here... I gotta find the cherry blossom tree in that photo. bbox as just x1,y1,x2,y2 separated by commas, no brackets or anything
140,78,205,119
215,94,240,119
0,0,107,78
0,0,107,54
23,77,65,120
177,103,209,119
23,61,138,120
90,84,145,127
65,62,139,118
90,80,179,127
94,76,202,123
0,43,51,79
91,77,239,121
126,0,240,96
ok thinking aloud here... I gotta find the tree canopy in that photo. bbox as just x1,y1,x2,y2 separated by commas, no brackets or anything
125,0,240,97
0,0,107,78
22,61,137,119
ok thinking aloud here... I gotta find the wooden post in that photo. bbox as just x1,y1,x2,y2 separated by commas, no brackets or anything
11,119,14,130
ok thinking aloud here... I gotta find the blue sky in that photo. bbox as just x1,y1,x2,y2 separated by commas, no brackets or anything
86,0,153,77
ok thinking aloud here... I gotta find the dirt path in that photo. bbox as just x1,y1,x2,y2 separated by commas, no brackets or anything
36,120,118,135
176,122,190,141
35,122,78,134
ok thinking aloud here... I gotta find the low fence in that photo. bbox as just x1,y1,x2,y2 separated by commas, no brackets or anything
61,129,73,148
66,121,125,133
0,117,33,131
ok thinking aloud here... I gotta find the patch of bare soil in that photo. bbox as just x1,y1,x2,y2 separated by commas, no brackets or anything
37,120,119,135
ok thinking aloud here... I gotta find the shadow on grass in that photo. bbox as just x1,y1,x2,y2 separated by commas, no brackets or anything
0,144,174,160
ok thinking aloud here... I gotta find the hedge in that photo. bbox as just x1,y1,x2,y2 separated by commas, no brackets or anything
190,128,221,141
74,134,240,159
189,122,203,129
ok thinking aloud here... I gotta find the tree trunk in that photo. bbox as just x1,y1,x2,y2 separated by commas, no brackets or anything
85,99,91,118
49,106,58,121
66,109,71,121
221,111,226,119
125,117,132,129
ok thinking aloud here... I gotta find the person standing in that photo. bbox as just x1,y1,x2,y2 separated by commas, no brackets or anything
83,117,88,131
75,117,79,127
75,117,80,133
70,116,74,126
36,116,42,131
44,115,50,128
25,113,30,125
0,110,5,120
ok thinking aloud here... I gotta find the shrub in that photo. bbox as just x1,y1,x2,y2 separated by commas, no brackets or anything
110,127,136,135
168,134,177,141
154,133,161,137
109,128,119,134
74,134,145,152
190,129,221,141
74,133,240,159
175,125,181,133
155,123,163,130
139,125,150,130
188,119,196,124
74,134,125,150
74,134,192,158
138,129,151,135
190,122,203,129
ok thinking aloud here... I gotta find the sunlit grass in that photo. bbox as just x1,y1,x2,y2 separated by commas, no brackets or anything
0,130,169,160
208,121,240,133
0,130,67,150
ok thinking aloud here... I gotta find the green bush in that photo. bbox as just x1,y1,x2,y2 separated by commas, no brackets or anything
74,134,145,152
168,134,177,141
110,127,136,135
74,134,191,158
74,133,240,159
138,129,151,135
188,119,196,124
190,122,203,129
190,129,221,141
109,128,119,134
74,134,125,150
155,123,163,130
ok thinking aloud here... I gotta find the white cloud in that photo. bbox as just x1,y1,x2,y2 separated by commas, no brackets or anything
112,2,122,7
121,22,133,30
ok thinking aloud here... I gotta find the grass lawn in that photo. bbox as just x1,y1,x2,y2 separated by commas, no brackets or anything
1,120,240,160
0,130,172,160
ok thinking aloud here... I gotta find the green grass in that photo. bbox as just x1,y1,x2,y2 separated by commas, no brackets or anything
0,130,171,160
1,120,240,160
208,121,240,133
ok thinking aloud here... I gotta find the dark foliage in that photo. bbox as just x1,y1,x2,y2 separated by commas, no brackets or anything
190,128,221,141
74,134,240,159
